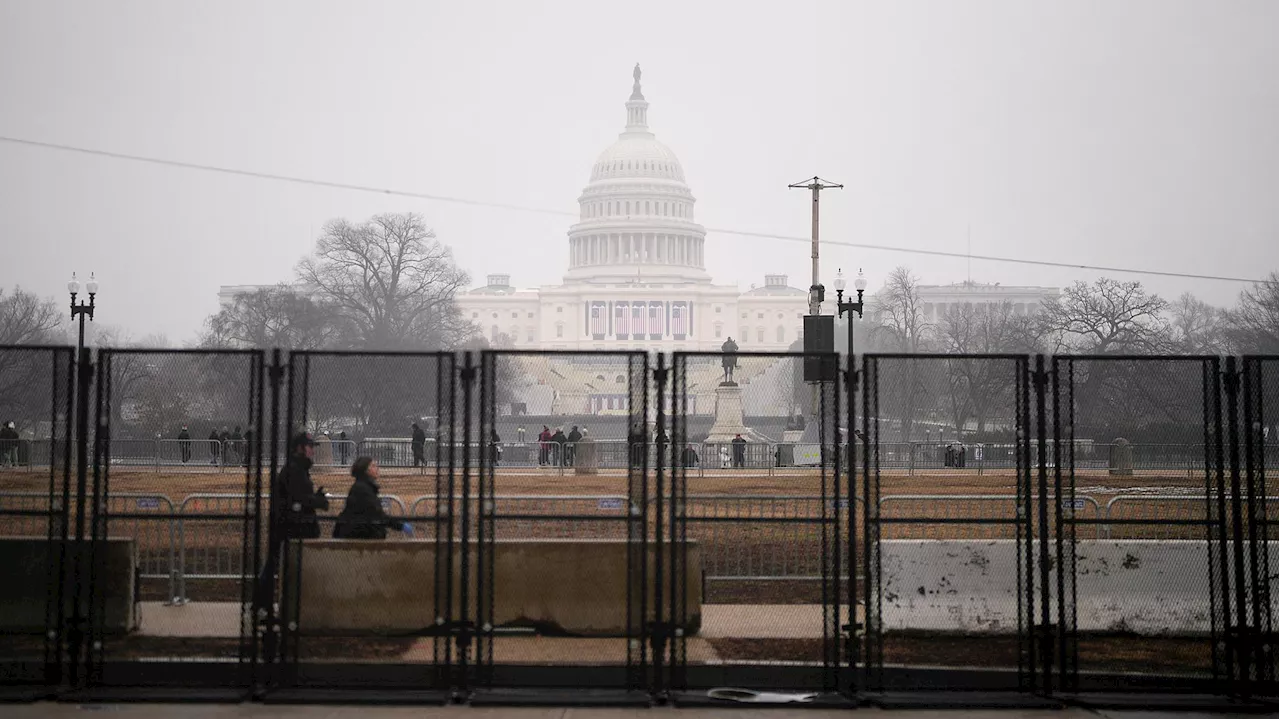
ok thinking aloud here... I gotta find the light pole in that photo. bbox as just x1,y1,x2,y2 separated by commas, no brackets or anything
68,272,99,355
833,268,868,357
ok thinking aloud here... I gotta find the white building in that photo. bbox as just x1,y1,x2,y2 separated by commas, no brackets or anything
456,65,809,352
918,281,1060,323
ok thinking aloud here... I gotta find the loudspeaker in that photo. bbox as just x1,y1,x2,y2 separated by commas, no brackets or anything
803,315,837,383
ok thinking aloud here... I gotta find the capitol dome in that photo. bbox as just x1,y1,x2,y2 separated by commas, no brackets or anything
565,65,708,284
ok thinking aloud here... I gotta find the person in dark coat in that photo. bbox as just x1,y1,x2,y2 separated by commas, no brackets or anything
731,434,747,468
333,457,411,540
566,425,582,466
242,427,254,467
255,432,328,614
177,425,191,463
550,427,567,466
230,426,244,466
208,429,221,465
489,428,502,467
275,432,329,540
681,444,700,468
411,423,426,467
337,431,349,465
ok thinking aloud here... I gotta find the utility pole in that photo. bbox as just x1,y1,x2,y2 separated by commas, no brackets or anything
788,177,843,315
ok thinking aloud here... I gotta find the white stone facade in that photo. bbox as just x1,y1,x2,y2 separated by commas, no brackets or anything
918,281,1060,322
457,65,809,352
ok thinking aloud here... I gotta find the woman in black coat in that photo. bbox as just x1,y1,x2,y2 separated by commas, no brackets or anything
333,457,411,539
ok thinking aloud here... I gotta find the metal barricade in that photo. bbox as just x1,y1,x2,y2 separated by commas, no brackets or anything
105,493,180,603
878,493,1103,539
174,491,407,603
1102,494,1280,541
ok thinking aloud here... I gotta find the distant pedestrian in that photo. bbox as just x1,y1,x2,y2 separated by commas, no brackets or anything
538,426,551,466
566,425,582,466
177,425,192,463
411,423,426,467
243,427,254,467
681,444,700,468
0,421,17,467
516,425,527,444
731,434,747,468
550,427,567,466
209,429,221,465
489,428,502,467
338,431,349,465
231,426,244,465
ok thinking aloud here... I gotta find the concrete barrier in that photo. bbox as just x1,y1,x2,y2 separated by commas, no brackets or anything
295,539,702,636
880,539,1278,634
0,537,138,633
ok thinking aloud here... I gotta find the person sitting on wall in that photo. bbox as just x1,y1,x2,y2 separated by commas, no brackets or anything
333,457,412,540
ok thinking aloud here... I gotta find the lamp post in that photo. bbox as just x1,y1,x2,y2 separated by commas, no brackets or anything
833,267,868,357
68,272,99,355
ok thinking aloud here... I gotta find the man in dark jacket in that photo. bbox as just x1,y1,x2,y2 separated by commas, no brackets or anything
255,432,328,617
566,426,582,466
731,434,747,468
681,444,700,468
411,423,426,467
208,429,221,465
550,427,567,466
177,425,191,463
275,432,329,539
242,427,254,467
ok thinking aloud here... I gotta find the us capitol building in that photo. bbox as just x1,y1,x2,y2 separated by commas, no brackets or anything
456,65,809,353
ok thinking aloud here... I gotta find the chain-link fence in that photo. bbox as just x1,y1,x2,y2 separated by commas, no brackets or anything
0,346,73,687
86,348,264,689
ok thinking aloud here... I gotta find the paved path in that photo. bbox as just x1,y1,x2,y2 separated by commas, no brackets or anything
139,602,858,641
0,703,1258,718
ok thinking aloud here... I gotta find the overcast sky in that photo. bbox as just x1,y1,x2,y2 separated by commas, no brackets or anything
0,0,1275,343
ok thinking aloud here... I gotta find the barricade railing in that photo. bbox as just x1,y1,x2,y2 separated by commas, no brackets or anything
877,493,1105,539
173,491,407,603
8,488,1263,604
1103,494,1280,540
103,493,180,604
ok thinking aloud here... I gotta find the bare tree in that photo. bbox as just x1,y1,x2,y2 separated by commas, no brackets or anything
868,266,931,353
1039,277,1168,354
202,284,348,350
865,267,934,441
1166,292,1225,355
935,302,1042,436
0,286,65,345
1221,272,1279,355
297,213,471,350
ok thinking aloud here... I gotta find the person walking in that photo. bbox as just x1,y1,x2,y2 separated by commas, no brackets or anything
177,425,192,464
731,434,747,468
333,457,412,540
489,428,502,468
337,431,349,465
411,423,426,468
255,432,328,614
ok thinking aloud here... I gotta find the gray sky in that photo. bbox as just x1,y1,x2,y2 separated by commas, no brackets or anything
1,0,1275,343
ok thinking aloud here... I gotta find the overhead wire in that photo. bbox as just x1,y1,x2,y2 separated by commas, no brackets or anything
0,134,1265,284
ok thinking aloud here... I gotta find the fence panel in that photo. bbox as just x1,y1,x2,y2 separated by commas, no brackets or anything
863,354,1035,693
666,351,846,698
275,351,454,693
475,349,649,699
0,346,73,688
1052,355,1226,693
89,348,264,690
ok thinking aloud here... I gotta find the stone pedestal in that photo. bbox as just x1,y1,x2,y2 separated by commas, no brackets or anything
704,383,748,443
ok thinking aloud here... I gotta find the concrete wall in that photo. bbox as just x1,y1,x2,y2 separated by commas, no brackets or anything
0,537,138,633
297,539,701,636
880,539,1278,634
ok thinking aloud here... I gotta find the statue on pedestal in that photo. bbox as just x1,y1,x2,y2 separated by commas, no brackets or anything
721,337,739,384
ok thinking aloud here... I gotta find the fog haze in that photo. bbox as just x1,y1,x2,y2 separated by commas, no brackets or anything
0,0,1275,342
